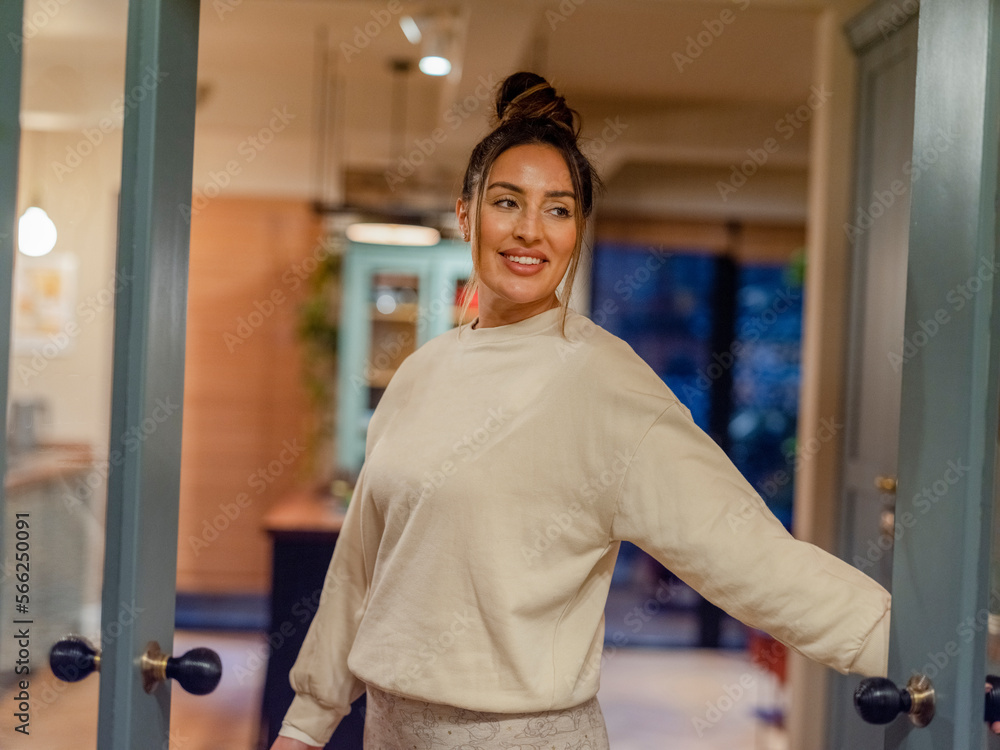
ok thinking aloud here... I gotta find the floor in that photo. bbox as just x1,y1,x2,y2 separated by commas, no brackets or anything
0,630,787,749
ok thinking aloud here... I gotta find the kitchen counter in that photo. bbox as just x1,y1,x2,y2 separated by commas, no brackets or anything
261,488,346,536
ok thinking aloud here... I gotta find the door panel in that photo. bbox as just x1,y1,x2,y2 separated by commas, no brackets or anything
0,0,26,740
97,0,200,746
886,0,1000,745
830,8,918,748
1,0,123,746
830,1,1000,746
1,0,201,747
878,0,1000,747
841,0,918,600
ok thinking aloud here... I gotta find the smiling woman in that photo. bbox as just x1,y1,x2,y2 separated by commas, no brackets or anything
270,72,890,750
454,72,601,332
457,143,579,328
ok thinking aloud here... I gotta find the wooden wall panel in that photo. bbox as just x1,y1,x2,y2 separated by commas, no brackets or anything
177,197,323,593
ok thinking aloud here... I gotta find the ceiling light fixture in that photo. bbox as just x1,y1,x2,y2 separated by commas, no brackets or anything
418,55,451,76
17,206,58,257
345,222,440,246
415,13,458,77
340,60,442,247
399,15,421,44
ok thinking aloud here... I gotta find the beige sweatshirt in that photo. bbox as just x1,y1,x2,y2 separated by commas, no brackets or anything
279,305,890,746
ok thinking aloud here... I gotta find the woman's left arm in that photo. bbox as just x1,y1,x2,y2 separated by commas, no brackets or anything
609,400,890,677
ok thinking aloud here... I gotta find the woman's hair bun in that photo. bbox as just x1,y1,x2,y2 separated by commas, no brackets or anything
494,71,578,135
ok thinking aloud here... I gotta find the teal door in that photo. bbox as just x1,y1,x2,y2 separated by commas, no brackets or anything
851,0,1000,747
1,1,211,747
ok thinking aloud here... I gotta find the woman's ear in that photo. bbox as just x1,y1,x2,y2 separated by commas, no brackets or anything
456,198,470,242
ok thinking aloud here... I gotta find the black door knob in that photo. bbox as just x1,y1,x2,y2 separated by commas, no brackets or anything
854,674,935,727
985,674,1000,723
854,677,911,724
49,637,100,682
141,641,222,695
165,647,223,695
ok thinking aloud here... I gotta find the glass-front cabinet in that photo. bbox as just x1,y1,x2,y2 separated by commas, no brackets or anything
336,240,474,476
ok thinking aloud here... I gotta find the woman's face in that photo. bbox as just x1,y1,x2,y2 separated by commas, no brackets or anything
457,143,578,328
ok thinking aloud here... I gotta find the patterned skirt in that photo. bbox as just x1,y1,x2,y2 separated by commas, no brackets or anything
363,684,611,749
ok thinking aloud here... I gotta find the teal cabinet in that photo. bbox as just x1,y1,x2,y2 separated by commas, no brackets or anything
335,240,473,475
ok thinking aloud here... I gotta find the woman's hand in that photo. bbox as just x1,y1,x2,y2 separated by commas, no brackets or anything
270,737,321,750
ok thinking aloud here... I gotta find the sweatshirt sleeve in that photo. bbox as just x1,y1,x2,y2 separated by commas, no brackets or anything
609,401,890,677
277,463,372,746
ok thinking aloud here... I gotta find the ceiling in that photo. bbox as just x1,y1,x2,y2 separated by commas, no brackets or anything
18,0,842,226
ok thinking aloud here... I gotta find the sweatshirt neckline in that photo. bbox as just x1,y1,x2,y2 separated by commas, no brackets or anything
457,305,565,345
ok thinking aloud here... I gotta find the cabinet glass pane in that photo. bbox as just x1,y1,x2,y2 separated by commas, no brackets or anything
367,272,419,411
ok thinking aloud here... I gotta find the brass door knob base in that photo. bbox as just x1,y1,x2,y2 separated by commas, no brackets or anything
141,641,169,694
906,674,935,728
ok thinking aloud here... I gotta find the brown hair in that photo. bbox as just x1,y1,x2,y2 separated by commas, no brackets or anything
458,72,602,334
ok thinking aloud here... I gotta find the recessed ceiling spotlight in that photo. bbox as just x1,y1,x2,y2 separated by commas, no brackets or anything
415,13,457,77
418,55,451,76
399,15,421,44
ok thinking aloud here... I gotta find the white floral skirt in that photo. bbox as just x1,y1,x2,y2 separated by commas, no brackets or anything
363,684,611,749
